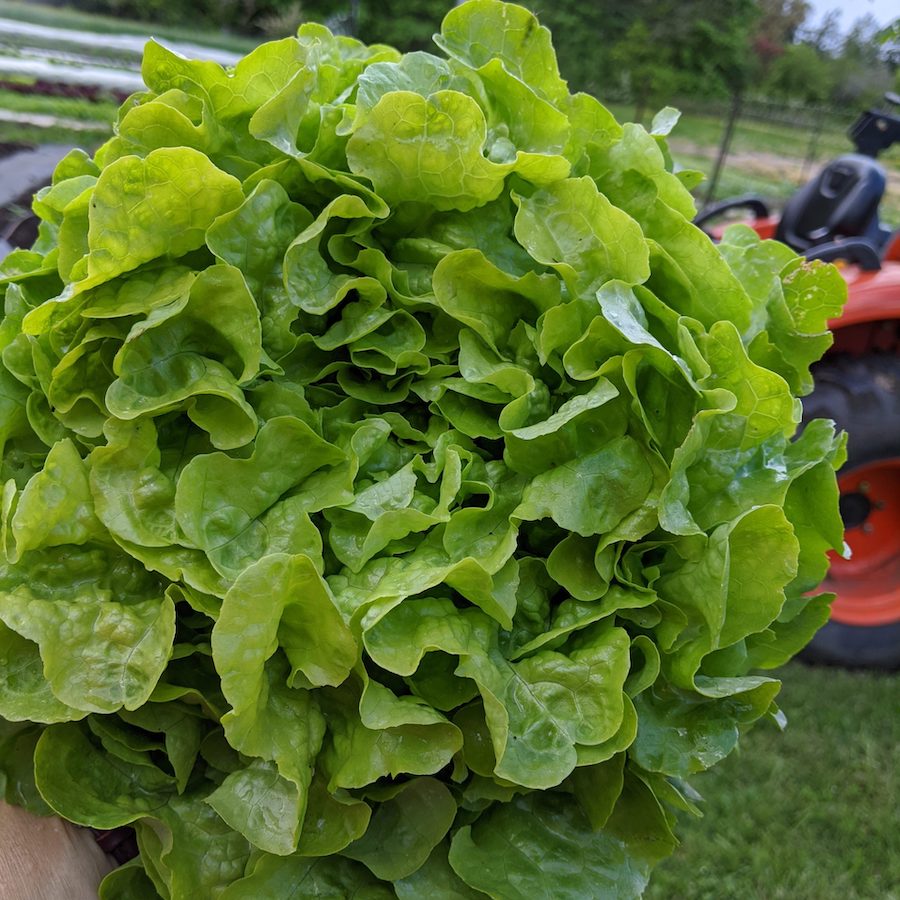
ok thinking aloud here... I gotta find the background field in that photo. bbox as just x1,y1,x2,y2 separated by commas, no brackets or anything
605,101,900,225
647,662,900,900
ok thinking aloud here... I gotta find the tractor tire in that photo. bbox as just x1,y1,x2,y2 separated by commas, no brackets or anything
800,353,900,669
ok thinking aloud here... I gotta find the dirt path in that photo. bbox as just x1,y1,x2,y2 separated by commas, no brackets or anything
668,137,812,182
0,142,71,207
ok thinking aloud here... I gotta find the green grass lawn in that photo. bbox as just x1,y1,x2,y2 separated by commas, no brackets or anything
0,89,118,124
646,662,899,900
0,122,109,147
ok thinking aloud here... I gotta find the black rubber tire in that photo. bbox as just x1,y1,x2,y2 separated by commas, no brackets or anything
799,353,900,670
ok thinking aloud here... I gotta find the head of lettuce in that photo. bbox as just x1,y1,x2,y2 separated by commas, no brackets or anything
0,1,846,896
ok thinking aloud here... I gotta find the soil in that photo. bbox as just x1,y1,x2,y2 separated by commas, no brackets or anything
669,137,815,183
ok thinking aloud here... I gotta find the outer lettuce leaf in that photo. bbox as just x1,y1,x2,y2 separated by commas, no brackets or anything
99,860,162,900
212,553,356,696
0,625,86,723
89,419,179,548
448,786,675,899
347,90,510,211
211,557,347,853
0,589,174,714
206,757,305,856
514,178,650,296
514,435,655,538
105,263,263,450
34,722,175,827
435,0,568,104
174,418,344,577
132,793,251,899
0,720,53,815
319,676,462,790
296,773,372,857
394,841,487,899
653,505,800,688
75,148,243,291
631,677,781,777
9,438,104,560
206,180,313,359
341,777,456,880
0,547,174,714
364,599,631,789
220,852,395,899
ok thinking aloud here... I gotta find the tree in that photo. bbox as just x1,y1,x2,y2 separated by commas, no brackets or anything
830,15,894,106
357,0,453,52
523,2,631,95
880,18,900,70
604,0,758,116
764,42,834,103
800,9,843,55
610,19,679,120
751,0,811,73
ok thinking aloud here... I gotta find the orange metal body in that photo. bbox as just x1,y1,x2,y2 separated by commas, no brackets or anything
832,259,900,330
825,461,900,626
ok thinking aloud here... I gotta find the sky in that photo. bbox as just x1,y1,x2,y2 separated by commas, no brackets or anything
805,0,899,30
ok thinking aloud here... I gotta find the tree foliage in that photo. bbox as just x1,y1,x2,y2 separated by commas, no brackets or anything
765,43,834,104
762,11,897,107
357,0,456,52
34,0,900,109
752,0,811,71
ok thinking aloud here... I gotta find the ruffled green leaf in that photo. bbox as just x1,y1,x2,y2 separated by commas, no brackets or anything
341,777,456,880
514,178,650,296
220,852,395,899
75,148,243,291
448,786,673,899
34,722,175,827
0,550,174,714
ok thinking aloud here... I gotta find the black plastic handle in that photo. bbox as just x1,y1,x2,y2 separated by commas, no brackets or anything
805,239,881,271
693,194,771,230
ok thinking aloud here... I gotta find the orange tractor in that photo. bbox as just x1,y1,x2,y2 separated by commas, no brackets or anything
696,94,900,668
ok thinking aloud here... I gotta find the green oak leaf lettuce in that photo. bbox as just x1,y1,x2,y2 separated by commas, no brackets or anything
0,1,845,897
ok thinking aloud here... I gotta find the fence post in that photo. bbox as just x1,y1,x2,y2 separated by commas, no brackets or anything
799,109,825,183
702,91,742,209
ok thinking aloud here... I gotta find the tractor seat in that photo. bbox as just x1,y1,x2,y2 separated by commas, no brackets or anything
776,154,887,254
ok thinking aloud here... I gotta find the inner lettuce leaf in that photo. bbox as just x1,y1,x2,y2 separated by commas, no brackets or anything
0,1,846,897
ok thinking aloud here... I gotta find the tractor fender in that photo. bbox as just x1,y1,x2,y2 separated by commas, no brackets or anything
833,261,900,331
